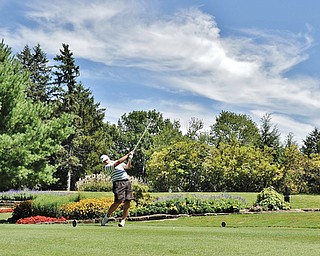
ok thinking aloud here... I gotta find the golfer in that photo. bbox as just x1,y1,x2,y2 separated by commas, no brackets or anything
100,151,134,227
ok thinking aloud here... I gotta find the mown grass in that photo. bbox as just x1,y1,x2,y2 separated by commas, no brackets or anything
1,192,319,255
145,211,320,229
0,212,319,256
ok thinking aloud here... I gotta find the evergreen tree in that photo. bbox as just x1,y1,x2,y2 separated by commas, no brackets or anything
284,132,297,148
258,113,284,163
53,43,80,113
50,43,80,190
16,44,52,102
0,41,73,191
259,113,281,149
50,44,105,190
67,83,105,185
301,128,320,157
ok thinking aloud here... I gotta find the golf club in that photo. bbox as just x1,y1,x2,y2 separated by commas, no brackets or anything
132,121,150,152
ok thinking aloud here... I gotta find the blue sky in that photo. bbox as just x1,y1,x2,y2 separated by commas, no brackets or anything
1,0,320,145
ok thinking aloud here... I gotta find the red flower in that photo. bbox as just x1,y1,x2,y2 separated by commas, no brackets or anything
16,215,67,224
0,208,13,213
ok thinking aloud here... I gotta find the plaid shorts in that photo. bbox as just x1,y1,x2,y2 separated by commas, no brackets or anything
113,180,134,202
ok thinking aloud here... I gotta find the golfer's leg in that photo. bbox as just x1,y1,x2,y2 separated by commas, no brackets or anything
102,201,121,226
107,201,121,216
118,200,130,227
122,200,131,219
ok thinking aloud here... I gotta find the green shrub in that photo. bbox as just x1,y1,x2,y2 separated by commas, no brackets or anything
132,181,152,206
9,193,83,222
129,194,247,217
9,200,33,223
255,187,290,211
32,193,83,217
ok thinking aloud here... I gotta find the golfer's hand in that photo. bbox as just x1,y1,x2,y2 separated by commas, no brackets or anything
128,151,134,160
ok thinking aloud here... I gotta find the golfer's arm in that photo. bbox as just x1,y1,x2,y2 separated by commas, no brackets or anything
125,159,132,169
114,153,131,167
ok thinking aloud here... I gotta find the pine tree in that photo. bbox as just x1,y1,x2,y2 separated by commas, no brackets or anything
301,128,320,157
51,44,105,190
0,41,73,191
16,44,52,102
259,113,281,149
258,113,283,163
67,83,105,185
53,43,80,113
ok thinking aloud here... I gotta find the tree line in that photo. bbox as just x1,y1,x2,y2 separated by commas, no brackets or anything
0,40,319,193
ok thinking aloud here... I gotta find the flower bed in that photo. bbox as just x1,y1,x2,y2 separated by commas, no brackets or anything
0,208,13,213
60,197,114,220
16,215,67,224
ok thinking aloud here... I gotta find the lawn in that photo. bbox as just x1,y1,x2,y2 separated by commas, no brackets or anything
0,212,319,256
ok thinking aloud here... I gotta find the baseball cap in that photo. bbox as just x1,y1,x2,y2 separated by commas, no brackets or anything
100,154,109,162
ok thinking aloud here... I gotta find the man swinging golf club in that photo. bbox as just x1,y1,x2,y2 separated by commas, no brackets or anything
100,150,134,227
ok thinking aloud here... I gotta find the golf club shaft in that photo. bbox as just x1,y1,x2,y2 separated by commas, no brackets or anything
133,122,149,152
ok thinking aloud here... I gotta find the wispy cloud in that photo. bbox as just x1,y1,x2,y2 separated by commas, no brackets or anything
1,0,319,144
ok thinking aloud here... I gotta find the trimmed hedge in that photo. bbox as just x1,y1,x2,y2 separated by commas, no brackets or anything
128,194,248,217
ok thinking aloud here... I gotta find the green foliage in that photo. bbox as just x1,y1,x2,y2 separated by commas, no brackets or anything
305,154,320,193
205,143,281,191
255,187,290,210
9,200,33,223
186,117,204,141
116,110,183,178
301,127,320,157
259,113,281,149
9,192,82,222
147,141,211,192
0,41,74,191
16,44,52,102
132,181,152,206
51,44,105,190
280,145,320,193
210,110,260,146
148,141,281,192
31,193,82,217
258,113,283,163
129,194,248,216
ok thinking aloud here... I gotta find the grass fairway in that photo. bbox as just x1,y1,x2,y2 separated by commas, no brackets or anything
1,212,319,256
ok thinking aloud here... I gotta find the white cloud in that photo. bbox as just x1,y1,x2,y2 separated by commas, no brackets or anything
1,0,319,144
